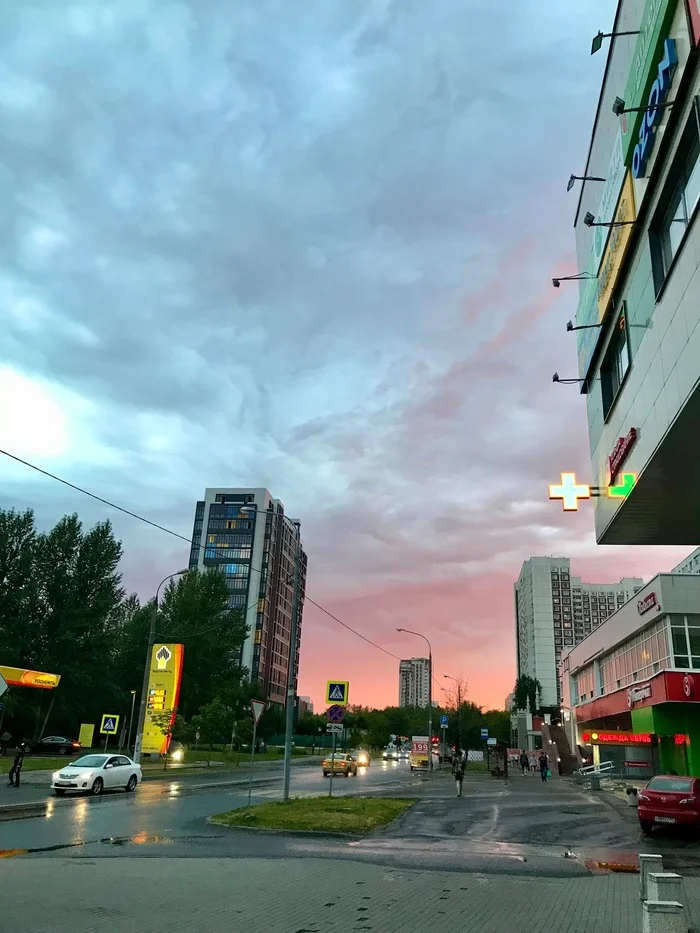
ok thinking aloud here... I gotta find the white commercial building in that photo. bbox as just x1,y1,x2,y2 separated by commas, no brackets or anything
672,548,700,574
515,557,643,707
564,0,700,545
399,658,430,708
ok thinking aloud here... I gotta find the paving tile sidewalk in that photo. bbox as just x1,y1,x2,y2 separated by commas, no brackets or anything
5,856,700,933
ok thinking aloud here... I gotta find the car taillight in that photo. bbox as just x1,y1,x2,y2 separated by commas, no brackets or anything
638,794,650,803
72,742,80,747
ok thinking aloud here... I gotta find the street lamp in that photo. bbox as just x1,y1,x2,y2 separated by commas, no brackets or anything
241,505,302,802
132,569,188,763
444,674,463,750
396,628,433,771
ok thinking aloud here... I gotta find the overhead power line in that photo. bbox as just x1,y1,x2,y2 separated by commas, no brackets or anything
0,448,402,663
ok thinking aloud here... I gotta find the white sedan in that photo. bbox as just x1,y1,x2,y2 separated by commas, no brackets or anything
52,754,142,796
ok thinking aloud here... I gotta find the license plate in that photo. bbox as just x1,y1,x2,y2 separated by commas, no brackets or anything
55,781,71,786
654,816,675,824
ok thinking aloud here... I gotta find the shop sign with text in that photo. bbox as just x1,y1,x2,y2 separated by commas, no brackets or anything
637,592,660,615
632,38,677,178
609,427,638,483
627,683,652,707
582,731,652,744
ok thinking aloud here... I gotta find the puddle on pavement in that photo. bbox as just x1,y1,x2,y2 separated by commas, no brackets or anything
0,833,180,858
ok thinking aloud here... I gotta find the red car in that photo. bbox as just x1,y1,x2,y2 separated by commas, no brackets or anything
638,775,700,835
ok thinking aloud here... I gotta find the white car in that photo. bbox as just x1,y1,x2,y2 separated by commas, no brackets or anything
51,753,142,796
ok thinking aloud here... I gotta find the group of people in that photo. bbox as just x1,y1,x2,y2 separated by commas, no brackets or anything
519,750,551,782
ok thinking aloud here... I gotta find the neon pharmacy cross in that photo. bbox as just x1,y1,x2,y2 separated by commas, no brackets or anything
548,473,591,511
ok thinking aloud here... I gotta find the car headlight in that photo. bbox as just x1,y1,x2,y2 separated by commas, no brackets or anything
171,749,183,761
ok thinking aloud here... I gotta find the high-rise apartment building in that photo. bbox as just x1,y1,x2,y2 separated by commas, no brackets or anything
398,658,429,708
514,557,643,707
189,488,307,707
672,548,700,575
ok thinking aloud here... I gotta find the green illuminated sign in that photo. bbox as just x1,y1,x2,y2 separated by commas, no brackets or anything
608,473,636,498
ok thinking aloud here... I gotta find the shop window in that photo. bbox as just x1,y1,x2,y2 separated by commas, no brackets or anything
601,309,631,419
651,101,700,295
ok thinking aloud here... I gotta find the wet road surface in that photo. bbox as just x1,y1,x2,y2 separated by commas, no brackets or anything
4,765,700,877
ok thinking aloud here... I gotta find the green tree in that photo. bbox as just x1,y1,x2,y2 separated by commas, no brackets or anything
191,697,235,764
481,709,510,744
513,675,541,712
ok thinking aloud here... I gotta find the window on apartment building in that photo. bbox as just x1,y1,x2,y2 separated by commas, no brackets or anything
651,101,700,294
601,308,631,419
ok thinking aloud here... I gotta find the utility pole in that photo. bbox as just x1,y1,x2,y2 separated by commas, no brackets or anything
282,524,301,802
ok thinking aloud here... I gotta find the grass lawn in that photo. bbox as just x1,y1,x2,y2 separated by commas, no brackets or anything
211,796,416,835
18,756,67,772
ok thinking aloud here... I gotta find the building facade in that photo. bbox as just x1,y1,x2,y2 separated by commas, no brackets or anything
399,658,430,708
567,0,700,545
561,573,700,776
189,488,307,707
672,547,700,573
515,557,643,706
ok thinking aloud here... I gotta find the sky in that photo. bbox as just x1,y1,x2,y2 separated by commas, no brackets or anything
0,1,692,714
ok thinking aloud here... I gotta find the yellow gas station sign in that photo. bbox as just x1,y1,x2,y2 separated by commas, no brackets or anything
142,644,184,754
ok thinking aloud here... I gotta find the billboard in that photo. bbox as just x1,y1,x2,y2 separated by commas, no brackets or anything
0,665,61,689
142,643,184,755
576,171,637,378
620,0,678,166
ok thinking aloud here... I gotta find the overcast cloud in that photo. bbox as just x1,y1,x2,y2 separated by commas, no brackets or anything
1,0,689,710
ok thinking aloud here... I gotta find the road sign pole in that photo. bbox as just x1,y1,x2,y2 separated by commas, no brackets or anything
104,734,109,752
247,719,257,808
328,732,336,798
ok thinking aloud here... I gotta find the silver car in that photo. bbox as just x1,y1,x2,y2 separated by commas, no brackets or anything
52,753,142,796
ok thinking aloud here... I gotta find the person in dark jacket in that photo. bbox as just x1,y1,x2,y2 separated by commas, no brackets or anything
538,751,549,783
519,751,530,775
8,743,26,787
0,731,10,756
452,747,466,797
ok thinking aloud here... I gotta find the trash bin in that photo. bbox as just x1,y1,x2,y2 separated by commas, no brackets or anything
589,774,601,791
626,787,638,807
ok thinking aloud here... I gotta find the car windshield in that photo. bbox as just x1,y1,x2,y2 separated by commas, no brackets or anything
647,777,694,793
70,755,108,769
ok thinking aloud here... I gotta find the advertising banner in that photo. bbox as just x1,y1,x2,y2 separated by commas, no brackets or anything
576,171,636,378
410,735,429,770
142,643,184,755
620,0,678,166
0,665,61,689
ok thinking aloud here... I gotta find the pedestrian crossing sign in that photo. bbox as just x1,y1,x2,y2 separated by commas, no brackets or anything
325,681,349,706
100,714,120,735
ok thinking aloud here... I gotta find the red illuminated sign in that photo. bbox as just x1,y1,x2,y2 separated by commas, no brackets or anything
582,731,651,744
637,592,660,616
609,428,637,483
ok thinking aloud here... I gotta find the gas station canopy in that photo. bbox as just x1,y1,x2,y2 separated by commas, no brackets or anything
0,665,61,689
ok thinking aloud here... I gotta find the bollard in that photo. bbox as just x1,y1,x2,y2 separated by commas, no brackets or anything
648,873,682,905
642,901,684,933
639,854,664,900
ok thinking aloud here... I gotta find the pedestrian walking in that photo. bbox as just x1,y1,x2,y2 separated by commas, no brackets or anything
0,731,10,756
519,751,529,776
8,743,25,787
452,747,466,797
538,750,549,783
529,753,537,773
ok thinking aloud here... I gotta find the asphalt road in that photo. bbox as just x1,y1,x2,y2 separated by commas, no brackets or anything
0,757,415,856
4,764,700,878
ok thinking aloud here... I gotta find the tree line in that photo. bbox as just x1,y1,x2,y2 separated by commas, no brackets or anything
0,507,510,750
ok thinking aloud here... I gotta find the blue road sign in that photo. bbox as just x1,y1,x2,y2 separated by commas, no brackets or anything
327,704,345,724
440,715,449,728
100,714,120,735
480,727,489,739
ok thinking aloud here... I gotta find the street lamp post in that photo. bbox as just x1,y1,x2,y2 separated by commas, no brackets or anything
241,506,302,802
396,628,433,771
444,674,463,750
132,569,188,764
